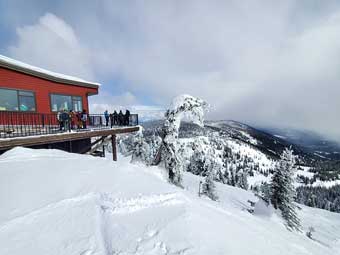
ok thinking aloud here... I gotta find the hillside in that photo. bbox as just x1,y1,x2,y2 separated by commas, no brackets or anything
0,147,339,254
142,120,314,163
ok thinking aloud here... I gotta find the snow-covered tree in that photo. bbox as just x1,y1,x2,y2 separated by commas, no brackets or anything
271,148,301,231
222,146,249,190
131,128,150,164
201,171,219,201
188,139,206,175
235,166,249,190
259,182,271,204
117,134,135,156
148,134,162,164
160,95,208,186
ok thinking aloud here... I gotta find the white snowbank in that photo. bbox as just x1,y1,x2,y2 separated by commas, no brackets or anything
0,147,339,254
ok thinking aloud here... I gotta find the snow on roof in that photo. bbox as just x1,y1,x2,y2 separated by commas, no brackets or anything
0,54,100,89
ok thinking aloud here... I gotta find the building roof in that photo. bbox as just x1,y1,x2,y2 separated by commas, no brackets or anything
0,54,100,89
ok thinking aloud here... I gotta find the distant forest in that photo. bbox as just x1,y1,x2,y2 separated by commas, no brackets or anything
296,185,340,213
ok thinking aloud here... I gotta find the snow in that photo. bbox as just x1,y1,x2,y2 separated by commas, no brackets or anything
274,134,287,139
0,54,100,86
314,152,328,159
225,139,275,171
297,169,314,179
1,147,340,254
239,130,258,145
310,180,340,188
253,199,274,217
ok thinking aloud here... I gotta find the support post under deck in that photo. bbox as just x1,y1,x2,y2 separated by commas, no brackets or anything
111,134,117,161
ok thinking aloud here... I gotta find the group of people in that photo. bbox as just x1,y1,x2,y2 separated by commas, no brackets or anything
104,109,130,127
57,109,88,131
57,109,131,132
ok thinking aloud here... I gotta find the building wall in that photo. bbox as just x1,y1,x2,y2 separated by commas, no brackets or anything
0,67,98,114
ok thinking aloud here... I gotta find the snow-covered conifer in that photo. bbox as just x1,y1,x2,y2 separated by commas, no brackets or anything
236,166,249,190
201,171,219,201
188,142,205,175
270,148,301,231
148,134,162,163
131,128,151,164
161,95,208,186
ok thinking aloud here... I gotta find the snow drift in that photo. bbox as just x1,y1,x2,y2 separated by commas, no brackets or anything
0,147,339,254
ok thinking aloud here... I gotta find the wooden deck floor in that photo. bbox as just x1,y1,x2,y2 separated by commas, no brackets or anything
0,126,140,151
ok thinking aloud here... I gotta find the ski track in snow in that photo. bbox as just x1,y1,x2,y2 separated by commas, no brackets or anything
99,192,185,215
97,192,190,255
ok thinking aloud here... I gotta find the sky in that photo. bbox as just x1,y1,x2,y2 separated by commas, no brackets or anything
1,0,340,140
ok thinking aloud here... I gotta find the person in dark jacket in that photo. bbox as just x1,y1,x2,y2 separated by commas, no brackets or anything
125,109,130,126
113,110,118,125
60,109,70,131
118,110,124,126
109,113,114,128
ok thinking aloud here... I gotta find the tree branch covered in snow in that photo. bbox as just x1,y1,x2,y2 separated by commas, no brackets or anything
161,94,208,186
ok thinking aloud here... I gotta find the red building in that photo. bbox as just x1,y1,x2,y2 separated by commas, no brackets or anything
0,55,99,114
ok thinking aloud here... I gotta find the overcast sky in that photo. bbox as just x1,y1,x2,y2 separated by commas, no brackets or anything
1,0,340,140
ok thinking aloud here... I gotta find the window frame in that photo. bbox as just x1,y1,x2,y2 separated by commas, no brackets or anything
0,87,37,112
49,93,83,112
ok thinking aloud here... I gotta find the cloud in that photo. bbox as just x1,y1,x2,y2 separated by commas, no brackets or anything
8,13,95,81
89,91,139,113
89,91,165,121
4,1,340,140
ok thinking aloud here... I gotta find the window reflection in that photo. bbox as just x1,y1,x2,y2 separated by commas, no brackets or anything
51,94,82,112
0,88,36,111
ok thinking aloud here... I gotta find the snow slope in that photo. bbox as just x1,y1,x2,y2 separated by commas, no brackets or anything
0,147,339,255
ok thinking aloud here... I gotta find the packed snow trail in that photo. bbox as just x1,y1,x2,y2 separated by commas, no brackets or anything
0,147,339,254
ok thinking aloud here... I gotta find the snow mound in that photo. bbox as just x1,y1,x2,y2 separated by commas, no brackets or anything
0,147,339,254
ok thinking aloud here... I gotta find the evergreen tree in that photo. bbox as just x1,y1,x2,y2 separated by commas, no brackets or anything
148,134,162,164
131,130,150,164
201,171,219,201
188,140,206,175
271,148,301,231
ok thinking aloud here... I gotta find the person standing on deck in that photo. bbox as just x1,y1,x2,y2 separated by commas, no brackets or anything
113,110,118,126
76,111,82,129
60,109,70,131
118,110,124,126
57,109,63,131
69,110,75,130
125,109,130,125
104,110,109,126
81,109,88,129
109,112,114,128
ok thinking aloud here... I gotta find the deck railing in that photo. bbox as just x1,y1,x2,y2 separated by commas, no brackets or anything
0,112,138,138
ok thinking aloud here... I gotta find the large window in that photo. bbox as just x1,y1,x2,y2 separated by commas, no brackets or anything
0,88,36,111
50,94,83,112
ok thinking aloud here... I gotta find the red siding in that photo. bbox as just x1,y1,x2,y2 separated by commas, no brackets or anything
0,67,98,114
